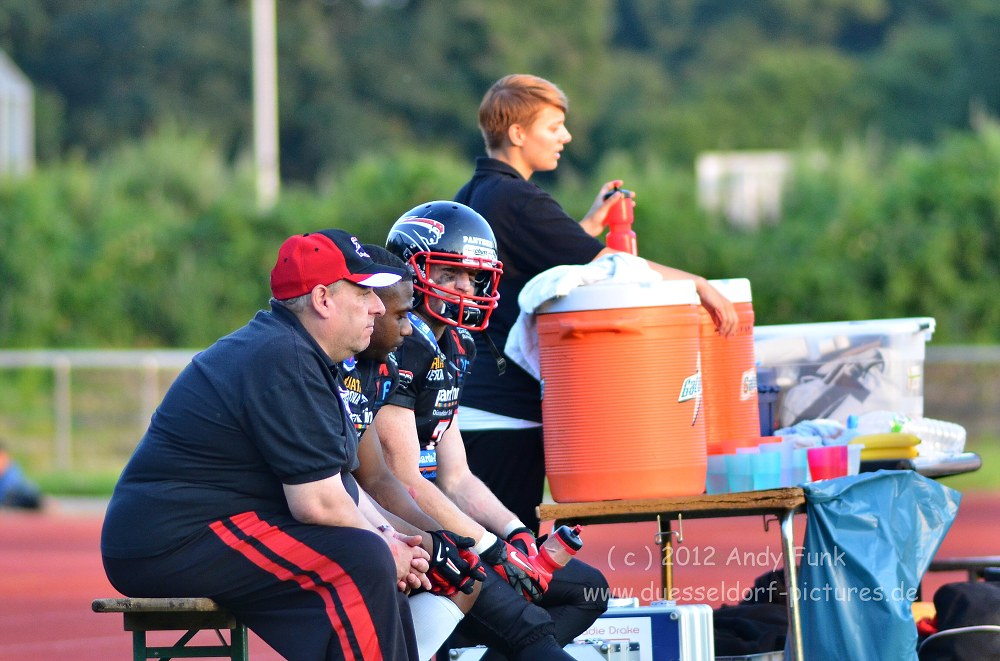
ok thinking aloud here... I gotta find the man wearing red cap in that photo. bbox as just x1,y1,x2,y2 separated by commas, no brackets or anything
102,229,425,660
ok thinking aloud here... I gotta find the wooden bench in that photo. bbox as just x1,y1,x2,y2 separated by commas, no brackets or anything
92,597,249,660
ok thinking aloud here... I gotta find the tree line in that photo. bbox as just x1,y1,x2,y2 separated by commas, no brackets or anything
1,0,999,347
1,0,998,182
1,121,998,348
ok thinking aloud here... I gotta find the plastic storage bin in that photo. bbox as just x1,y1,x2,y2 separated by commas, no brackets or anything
753,317,935,429
537,280,706,502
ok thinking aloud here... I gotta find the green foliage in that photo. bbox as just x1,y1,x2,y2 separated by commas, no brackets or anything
724,120,1000,337
3,120,998,347
3,0,999,182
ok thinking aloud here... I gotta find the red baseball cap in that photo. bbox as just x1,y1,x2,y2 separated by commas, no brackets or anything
270,229,406,299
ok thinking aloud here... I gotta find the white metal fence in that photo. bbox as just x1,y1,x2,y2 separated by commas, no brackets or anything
0,346,998,472
0,350,196,470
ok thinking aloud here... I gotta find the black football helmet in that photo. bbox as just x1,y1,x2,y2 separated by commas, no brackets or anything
386,201,502,331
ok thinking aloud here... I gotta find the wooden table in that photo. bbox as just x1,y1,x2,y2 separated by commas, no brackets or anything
538,487,808,661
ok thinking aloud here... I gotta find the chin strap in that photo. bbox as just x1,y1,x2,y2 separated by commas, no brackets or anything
482,331,507,376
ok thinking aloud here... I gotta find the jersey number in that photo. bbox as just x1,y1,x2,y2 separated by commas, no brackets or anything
430,419,452,442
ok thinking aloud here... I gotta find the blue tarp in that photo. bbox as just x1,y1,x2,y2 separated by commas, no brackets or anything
797,470,961,660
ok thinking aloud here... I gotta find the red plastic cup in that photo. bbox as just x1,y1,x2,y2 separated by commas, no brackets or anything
806,445,848,481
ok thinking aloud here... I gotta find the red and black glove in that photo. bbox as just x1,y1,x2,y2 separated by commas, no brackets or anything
506,526,539,557
480,536,551,603
426,530,487,596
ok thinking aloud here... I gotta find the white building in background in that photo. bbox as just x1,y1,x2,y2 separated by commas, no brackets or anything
696,151,791,229
0,49,34,177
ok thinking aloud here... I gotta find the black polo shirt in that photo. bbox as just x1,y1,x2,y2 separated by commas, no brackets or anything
455,157,605,422
102,302,360,558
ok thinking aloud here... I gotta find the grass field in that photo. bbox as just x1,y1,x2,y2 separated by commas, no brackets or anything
23,437,1000,498
3,361,997,496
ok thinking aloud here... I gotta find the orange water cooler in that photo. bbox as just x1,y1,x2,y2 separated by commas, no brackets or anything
536,280,706,502
699,278,761,455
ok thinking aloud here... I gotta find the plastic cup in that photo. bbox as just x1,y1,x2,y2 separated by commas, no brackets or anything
847,444,863,476
706,455,729,495
791,448,811,484
725,453,753,493
807,445,848,481
760,440,796,486
750,451,782,490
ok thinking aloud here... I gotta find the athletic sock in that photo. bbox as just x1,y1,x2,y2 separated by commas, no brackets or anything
407,592,465,661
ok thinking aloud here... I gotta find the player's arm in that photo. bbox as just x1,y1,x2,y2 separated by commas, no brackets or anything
434,415,553,602
356,487,431,592
374,404,487,541
353,423,442,533
434,417,522,537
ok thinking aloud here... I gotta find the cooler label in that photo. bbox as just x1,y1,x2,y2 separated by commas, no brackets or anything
741,367,758,400
677,358,703,426
677,372,702,402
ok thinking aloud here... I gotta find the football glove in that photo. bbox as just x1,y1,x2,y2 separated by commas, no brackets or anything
506,526,539,557
426,530,487,596
480,536,550,603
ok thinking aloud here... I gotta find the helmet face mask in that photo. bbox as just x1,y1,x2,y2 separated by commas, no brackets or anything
386,201,502,331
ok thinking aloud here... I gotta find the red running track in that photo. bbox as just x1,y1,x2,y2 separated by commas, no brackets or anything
2,490,998,661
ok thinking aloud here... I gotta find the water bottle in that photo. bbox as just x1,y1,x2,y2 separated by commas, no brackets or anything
603,186,637,255
535,525,584,573
901,417,967,456
839,414,861,444
854,410,967,456
853,410,907,435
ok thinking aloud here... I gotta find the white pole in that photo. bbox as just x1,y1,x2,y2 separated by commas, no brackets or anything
252,0,279,211
54,357,72,470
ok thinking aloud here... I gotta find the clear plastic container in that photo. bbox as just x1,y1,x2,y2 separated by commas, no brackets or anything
902,417,967,456
853,409,907,435
853,410,966,456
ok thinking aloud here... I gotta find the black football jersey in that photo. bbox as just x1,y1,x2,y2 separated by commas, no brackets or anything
341,353,400,434
386,313,477,450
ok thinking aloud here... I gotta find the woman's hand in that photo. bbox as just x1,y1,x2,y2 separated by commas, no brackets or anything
580,179,633,237
695,279,739,337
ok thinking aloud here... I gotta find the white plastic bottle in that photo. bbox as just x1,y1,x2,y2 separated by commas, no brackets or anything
901,417,967,457
853,410,907,436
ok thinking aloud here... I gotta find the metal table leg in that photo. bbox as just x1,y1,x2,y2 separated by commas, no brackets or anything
656,514,673,599
780,509,804,661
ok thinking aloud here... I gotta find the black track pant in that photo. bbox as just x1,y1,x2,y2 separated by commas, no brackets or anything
103,511,418,661
446,558,609,659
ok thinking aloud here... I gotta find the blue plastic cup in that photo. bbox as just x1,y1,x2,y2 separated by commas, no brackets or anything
751,451,782,490
706,455,729,494
761,440,795,486
725,453,753,493
791,448,811,485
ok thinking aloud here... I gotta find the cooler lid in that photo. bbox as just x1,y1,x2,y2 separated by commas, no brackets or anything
708,277,752,303
755,317,936,342
537,279,700,314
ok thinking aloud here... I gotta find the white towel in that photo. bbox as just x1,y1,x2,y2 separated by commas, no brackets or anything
505,253,660,379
